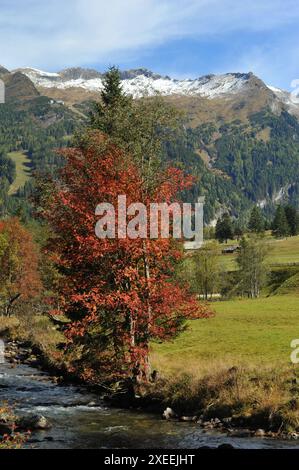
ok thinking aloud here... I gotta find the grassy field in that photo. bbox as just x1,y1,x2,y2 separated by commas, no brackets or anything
210,234,299,271
161,234,299,377
152,294,299,375
8,151,32,195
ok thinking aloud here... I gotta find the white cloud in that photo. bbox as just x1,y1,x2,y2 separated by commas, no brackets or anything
0,0,299,74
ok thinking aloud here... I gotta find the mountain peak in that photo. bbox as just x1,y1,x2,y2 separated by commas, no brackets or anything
120,68,164,80
59,67,103,80
12,66,299,117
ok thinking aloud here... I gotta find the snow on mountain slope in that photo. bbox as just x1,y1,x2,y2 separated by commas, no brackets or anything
268,84,299,114
15,68,261,99
12,67,299,116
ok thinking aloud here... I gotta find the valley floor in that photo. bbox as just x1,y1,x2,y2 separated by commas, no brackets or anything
152,294,299,375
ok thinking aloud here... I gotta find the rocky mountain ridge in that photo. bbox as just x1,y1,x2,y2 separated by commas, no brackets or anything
7,66,298,116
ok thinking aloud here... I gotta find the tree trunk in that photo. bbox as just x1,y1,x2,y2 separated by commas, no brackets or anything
142,240,152,382
5,294,21,317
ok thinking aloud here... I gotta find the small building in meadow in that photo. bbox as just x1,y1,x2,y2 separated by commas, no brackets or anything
222,245,240,254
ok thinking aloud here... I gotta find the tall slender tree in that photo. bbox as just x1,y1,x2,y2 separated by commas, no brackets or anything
284,205,299,236
215,213,234,243
237,236,268,298
248,206,265,234
272,205,290,238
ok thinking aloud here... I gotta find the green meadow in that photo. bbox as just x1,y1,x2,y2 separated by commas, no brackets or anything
153,235,299,377
8,151,32,196
153,294,299,375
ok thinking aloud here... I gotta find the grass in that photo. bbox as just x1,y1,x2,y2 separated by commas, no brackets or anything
152,295,299,375
267,235,299,265
151,294,299,431
8,151,32,196
0,314,63,363
204,234,299,272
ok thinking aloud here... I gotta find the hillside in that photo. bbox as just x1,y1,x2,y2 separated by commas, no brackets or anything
0,69,83,217
0,65,299,223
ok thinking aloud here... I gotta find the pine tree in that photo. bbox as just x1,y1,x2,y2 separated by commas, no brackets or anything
91,66,132,135
248,206,265,234
233,224,244,240
90,66,182,195
284,205,299,236
215,213,234,243
101,66,125,107
272,205,290,238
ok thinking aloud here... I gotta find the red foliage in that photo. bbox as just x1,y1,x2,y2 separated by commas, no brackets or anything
0,218,42,316
44,131,212,381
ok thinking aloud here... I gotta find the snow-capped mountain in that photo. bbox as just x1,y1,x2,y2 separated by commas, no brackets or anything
10,66,299,116
267,85,299,114
12,67,275,97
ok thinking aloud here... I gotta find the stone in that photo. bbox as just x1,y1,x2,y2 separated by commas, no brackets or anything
254,429,266,437
17,415,51,431
223,417,232,424
162,407,177,420
213,418,221,424
180,416,197,422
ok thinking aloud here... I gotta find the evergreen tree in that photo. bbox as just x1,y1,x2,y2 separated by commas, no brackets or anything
91,66,132,135
215,213,234,243
284,205,299,236
272,205,290,238
234,224,244,240
90,66,182,195
248,206,265,233
101,66,126,107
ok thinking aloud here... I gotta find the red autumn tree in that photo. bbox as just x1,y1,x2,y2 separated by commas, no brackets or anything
42,131,211,383
0,218,42,316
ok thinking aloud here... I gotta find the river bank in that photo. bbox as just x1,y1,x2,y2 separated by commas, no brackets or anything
1,339,299,447
1,341,299,449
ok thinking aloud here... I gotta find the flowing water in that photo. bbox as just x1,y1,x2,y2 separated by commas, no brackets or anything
0,361,298,449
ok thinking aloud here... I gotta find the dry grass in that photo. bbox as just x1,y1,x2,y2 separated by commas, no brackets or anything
149,365,299,432
0,317,20,336
0,314,63,361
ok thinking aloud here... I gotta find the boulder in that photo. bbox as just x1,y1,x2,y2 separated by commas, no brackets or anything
180,416,197,422
254,429,266,437
162,407,177,420
17,415,51,431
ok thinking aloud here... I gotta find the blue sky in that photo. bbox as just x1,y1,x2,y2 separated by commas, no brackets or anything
0,0,299,89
